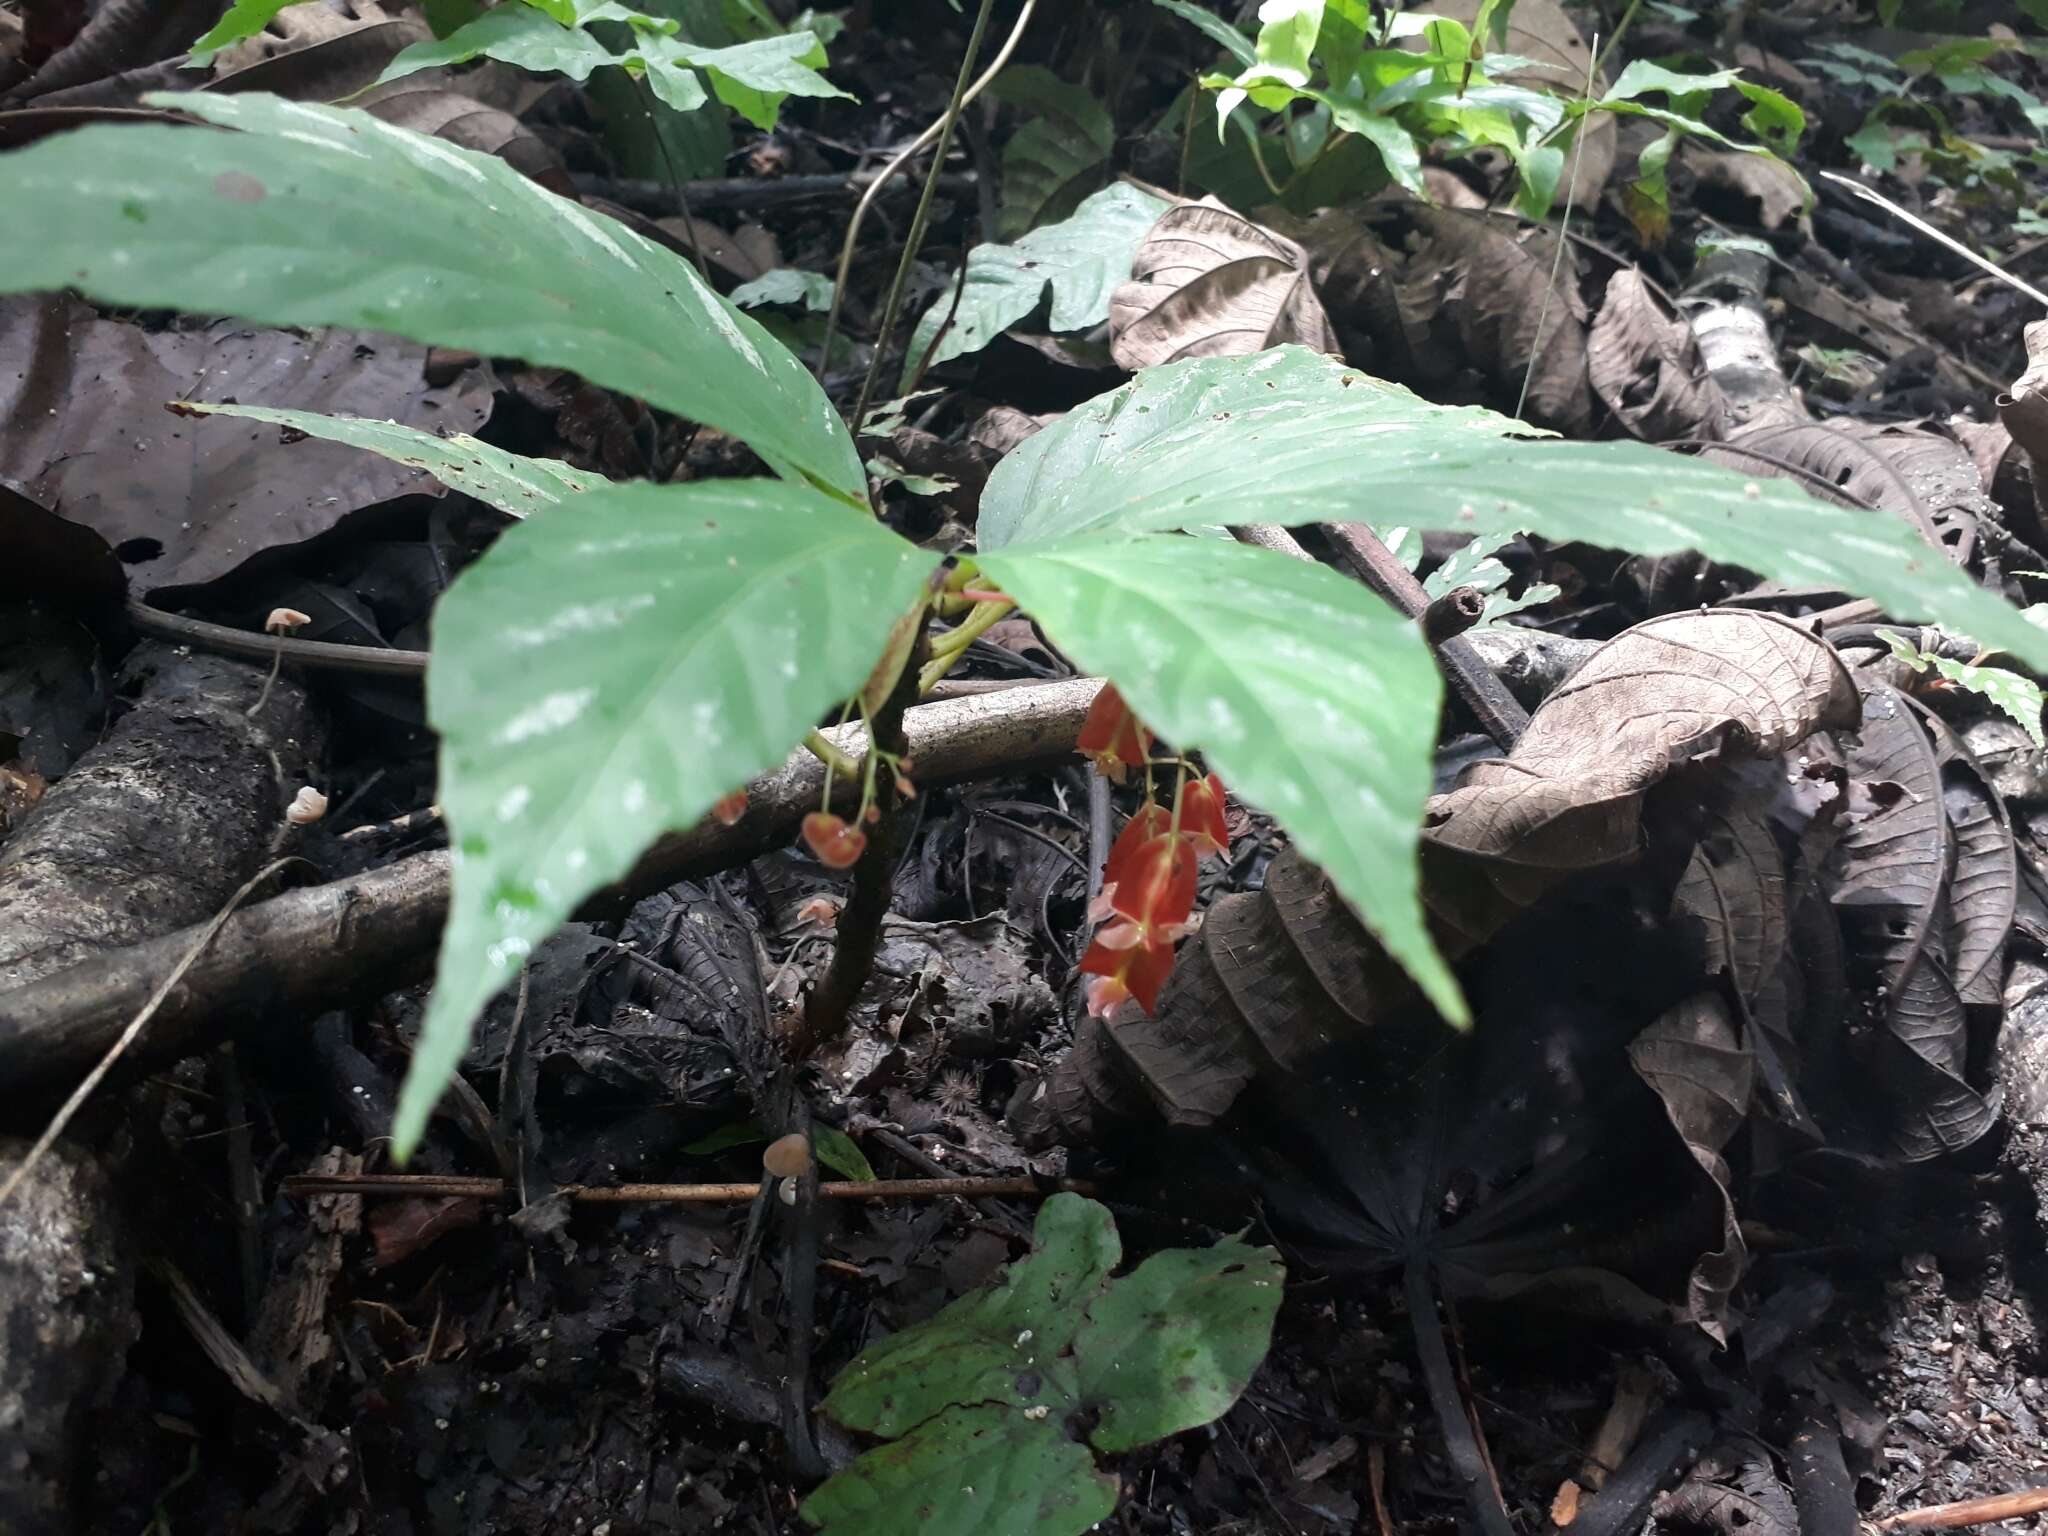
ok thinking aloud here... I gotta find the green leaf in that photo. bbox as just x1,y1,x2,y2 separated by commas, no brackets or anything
733,267,836,311
1878,629,2047,748
1214,0,1326,127
809,1196,1282,1535
1075,1240,1284,1452
979,536,1460,1024
825,1194,1118,1435
1601,59,1743,102
1150,0,1257,66
186,0,319,66
373,4,634,93
183,406,609,515
800,1405,1119,1536
982,349,2048,671
903,182,1172,387
1304,87,1427,196
813,1123,876,1181
403,480,936,1158
654,29,851,129
991,66,1114,239
0,93,865,506
1316,0,1372,87
1735,80,1806,154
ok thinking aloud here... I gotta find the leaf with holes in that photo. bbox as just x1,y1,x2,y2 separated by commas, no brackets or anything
0,92,864,505
404,479,937,1157
978,536,1457,1023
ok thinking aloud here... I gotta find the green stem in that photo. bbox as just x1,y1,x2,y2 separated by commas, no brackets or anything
918,598,1014,693
803,729,862,782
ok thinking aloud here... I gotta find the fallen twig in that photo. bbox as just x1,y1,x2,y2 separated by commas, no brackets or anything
1876,1488,2048,1531
281,1172,1094,1204
0,680,1103,1096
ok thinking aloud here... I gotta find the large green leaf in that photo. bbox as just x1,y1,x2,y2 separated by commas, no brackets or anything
187,405,608,514
977,348,2048,679
903,182,1171,387
800,1406,1118,1536
1074,1238,1284,1452
0,92,865,506
808,1195,1279,1536
977,536,1459,1023
406,480,937,1157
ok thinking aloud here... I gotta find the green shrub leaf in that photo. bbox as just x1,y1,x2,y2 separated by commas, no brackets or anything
978,537,1459,1024
800,1405,1118,1536
404,479,937,1158
823,1193,1119,1437
186,0,319,65
903,182,1171,388
1076,1239,1285,1452
810,1195,1281,1536
0,92,865,506
978,348,2048,677
186,406,608,514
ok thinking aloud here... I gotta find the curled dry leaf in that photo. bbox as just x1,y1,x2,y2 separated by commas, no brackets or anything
1589,268,1730,442
1108,199,1340,372
1405,206,1595,436
1683,146,1809,234
1827,688,2001,1160
1424,609,1859,947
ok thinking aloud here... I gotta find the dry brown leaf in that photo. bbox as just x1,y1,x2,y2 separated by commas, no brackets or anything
1589,267,1730,442
1425,609,1859,888
1409,205,1595,435
1108,198,1340,370
1683,145,1809,233
968,405,1059,458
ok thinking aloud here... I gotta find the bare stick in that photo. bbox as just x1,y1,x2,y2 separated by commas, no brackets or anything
280,1171,1095,1204
1875,1488,2048,1531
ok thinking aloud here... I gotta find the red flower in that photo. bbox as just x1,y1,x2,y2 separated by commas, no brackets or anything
711,788,748,827
1102,802,1173,892
1080,830,1195,1018
1077,684,1151,782
1177,773,1230,859
801,811,867,869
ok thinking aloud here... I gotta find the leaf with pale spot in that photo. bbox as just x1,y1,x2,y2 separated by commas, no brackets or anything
404,480,937,1157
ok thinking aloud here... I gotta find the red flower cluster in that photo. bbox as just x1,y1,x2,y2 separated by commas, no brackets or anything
802,810,866,869
1075,686,1232,1019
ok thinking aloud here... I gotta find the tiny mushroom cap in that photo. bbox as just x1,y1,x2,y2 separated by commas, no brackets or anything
286,785,329,825
266,607,313,634
762,1132,813,1179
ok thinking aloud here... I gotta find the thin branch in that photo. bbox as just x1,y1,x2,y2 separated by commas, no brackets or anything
280,1172,1096,1204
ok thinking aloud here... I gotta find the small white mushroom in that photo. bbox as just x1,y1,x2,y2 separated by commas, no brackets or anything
265,607,312,635
286,785,328,825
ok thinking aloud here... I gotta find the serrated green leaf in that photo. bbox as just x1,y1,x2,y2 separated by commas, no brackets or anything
186,0,320,66
184,405,608,514
991,66,1114,239
902,182,1171,388
823,1193,1118,1436
800,1405,1118,1536
1879,629,2047,748
400,480,936,1158
1076,1240,1284,1452
813,1123,876,1181
0,93,865,506
978,536,1459,1024
978,349,2048,677
1735,80,1806,154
